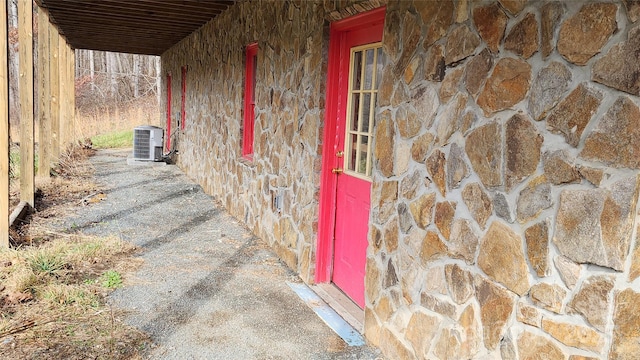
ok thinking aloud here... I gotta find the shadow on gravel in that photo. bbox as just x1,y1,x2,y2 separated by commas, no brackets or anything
141,208,220,251
70,186,199,232
102,173,180,194
140,237,256,340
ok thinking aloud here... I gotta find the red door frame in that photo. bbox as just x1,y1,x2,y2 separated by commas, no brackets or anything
316,7,386,284
166,73,172,151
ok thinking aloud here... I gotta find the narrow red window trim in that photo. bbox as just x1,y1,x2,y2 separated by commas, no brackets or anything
242,42,258,160
180,65,187,131
166,73,172,152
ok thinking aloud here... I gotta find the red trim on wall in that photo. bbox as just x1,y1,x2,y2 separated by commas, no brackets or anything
166,73,172,151
180,65,187,131
315,7,386,284
242,43,258,160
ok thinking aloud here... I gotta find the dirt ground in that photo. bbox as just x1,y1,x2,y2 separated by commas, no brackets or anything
2,145,152,359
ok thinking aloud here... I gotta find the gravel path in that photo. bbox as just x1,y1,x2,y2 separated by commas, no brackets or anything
61,149,383,360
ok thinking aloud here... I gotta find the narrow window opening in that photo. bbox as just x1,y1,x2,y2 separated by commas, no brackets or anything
180,65,187,130
166,73,172,151
242,43,258,160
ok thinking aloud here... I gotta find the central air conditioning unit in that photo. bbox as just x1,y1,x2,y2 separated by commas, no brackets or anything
133,125,164,161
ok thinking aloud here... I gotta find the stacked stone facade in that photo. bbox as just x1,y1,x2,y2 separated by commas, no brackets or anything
163,0,640,359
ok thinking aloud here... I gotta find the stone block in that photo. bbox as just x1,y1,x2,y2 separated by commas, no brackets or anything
541,2,565,58
397,103,421,139
541,318,604,353
439,67,464,103
426,149,447,196
557,3,617,65
525,220,550,277
546,83,602,147
378,181,398,224
447,143,469,191
449,219,479,264
629,227,640,282
529,283,567,314
499,0,527,15
380,327,416,360
517,331,565,360
624,0,640,22
529,62,572,121
517,301,542,328
445,263,474,304
464,48,493,97
473,3,508,53
420,231,447,266
494,192,514,223
505,114,543,191
504,12,539,59
434,201,456,240
393,11,421,78
405,310,441,359
553,175,640,271
516,176,553,223
375,110,395,177
400,169,427,201
412,84,439,130
436,93,468,146
424,44,445,82
409,192,436,230
476,276,515,350
420,293,456,319
479,221,530,295
592,25,640,96
577,166,604,187
462,182,493,229
554,255,582,290
411,133,435,163
581,96,640,169
445,24,480,65
567,275,614,332
465,122,503,188
416,0,454,47
611,288,640,359
477,57,531,116
543,150,580,185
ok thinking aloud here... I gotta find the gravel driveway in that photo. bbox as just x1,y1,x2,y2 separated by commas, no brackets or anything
61,149,383,360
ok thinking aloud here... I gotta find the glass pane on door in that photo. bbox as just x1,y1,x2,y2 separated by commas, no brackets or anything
344,43,383,180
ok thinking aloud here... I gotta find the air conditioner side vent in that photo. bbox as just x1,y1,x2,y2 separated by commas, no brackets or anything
133,126,164,161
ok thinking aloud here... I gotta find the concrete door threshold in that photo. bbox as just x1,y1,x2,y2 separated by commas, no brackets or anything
311,283,364,333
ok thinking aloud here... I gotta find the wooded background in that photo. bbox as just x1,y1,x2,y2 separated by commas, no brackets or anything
7,0,162,140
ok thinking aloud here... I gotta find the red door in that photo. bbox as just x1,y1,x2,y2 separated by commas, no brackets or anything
317,9,385,309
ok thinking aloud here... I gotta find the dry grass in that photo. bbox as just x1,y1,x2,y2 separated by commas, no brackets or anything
0,235,150,359
2,145,152,359
75,96,161,141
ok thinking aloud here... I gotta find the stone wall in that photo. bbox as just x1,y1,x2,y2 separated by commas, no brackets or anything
163,0,640,359
365,0,640,359
162,0,383,284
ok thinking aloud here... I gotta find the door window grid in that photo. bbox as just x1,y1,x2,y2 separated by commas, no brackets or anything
344,43,383,180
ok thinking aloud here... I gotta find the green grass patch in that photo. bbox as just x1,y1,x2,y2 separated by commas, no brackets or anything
91,130,134,149
100,270,123,289
9,149,38,179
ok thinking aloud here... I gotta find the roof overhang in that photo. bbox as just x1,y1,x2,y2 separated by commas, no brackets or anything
35,0,238,55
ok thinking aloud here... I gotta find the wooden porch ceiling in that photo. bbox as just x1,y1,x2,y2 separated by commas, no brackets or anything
35,0,238,55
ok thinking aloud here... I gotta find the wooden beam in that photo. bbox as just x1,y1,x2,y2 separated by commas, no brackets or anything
19,0,35,207
50,25,60,162
67,44,75,145
58,35,67,153
38,7,51,179
1,0,10,247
